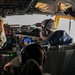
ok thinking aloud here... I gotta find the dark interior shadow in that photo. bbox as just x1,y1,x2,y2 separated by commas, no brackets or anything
19,59,43,75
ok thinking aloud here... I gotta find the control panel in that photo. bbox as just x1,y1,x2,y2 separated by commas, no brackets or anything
0,51,17,75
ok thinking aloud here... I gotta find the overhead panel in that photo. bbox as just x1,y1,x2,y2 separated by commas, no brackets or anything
35,2,58,14
0,0,75,17
0,0,39,17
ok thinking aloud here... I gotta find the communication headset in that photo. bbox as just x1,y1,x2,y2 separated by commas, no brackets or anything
20,42,46,65
41,19,54,37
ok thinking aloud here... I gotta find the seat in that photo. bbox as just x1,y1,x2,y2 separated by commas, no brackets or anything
43,30,75,75
43,50,66,75
49,30,72,46
19,59,43,75
43,49,75,75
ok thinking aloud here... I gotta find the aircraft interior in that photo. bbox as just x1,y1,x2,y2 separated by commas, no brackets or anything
0,0,75,75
